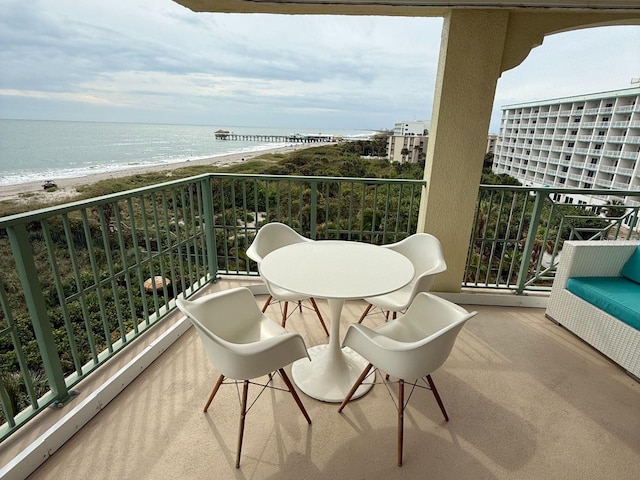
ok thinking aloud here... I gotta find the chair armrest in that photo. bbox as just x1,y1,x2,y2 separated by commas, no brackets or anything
342,324,417,353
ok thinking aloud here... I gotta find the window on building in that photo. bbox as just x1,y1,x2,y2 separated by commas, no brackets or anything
565,155,571,160
606,103,613,107
603,117,609,122
598,131,605,136
595,144,602,150
587,171,594,177
568,142,574,147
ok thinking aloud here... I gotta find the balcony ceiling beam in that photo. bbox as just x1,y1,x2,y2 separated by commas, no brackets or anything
173,1,640,15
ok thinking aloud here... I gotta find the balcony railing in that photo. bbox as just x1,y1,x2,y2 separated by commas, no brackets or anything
0,173,423,441
464,185,640,294
1,174,639,443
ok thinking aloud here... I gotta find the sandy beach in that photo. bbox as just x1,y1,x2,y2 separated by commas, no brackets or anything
0,144,305,203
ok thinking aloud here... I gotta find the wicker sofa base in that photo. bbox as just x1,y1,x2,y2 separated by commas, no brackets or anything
546,290,640,380
546,240,640,381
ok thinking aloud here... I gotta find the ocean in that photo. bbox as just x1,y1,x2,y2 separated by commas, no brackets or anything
0,119,375,187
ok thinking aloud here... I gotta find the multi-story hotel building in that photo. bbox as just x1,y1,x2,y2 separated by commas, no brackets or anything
493,86,640,207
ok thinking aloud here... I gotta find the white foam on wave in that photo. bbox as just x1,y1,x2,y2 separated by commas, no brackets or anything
0,142,296,187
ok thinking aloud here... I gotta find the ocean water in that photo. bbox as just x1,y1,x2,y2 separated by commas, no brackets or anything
0,119,375,186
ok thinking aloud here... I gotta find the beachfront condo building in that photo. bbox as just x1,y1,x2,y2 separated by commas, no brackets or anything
388,133,428,163
388,120,429,163
492,86,640,208
388,120,498,163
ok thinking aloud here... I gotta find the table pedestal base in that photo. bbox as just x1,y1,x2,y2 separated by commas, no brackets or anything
291,344,374,403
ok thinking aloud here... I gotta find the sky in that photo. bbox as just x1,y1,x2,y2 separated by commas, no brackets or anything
0,0,639,133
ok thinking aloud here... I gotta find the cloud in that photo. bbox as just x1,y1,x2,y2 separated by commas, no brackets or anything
0,0,637,131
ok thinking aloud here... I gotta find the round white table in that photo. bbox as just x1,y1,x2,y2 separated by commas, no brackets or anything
259,240,414,402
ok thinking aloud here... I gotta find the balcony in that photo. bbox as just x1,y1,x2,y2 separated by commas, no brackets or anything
3,0,640,474
5,275,640,480
2,174,640,479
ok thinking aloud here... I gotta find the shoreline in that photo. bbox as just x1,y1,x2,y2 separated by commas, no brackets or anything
0,144,305,203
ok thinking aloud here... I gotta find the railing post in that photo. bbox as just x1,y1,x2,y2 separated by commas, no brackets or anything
201,176,219,282
516,190,545,294
309,180,318,240
7,224,70,403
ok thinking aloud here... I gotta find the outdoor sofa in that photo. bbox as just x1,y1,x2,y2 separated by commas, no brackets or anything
546,240,640,380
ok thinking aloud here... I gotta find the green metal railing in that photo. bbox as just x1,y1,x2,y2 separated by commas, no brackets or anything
464,186,640,293
0,173,423,441
210,174,424,274
1,172,638,442
0,175,215,440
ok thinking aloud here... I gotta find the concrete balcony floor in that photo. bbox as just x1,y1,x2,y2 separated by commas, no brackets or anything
17,278,640,479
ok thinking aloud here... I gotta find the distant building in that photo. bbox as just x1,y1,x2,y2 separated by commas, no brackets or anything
393,120,429,136
493,86,640,209
486,134,498,154
388,119,498,164
387,120,429,163
388,134,428,163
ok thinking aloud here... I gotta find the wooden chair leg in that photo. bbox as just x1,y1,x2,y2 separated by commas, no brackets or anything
310,298,329,336
357,304,373,324
338,363,373,412
297,300,303,313
236,380,249,468
261,295,273,313
426,375,449,422
392,311,397,320
278,368,312,424
398,379,404,466
203,374,225,412
281,301,289,327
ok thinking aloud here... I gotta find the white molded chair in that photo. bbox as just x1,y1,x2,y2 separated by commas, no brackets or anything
358,233,447,324
246,222,329,336
176,287,312,468
339,292,477,466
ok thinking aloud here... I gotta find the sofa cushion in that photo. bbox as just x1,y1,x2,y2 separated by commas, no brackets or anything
621,245,640,285
566,277,640,331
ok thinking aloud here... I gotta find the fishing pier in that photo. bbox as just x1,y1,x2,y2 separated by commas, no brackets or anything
214,129,337,143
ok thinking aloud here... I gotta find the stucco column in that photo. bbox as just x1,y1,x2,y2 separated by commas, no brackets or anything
417,9,510,292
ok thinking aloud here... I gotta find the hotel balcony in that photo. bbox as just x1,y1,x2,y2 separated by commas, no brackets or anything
1,174,639,479
2,1,640,478
4,276,640,480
